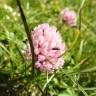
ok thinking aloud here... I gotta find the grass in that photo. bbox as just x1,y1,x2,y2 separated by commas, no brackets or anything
0,0,96,96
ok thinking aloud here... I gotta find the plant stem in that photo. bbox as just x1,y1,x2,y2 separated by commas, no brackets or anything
45,71,48,96
79,0,86,31
59,28,80,57
16,0,35,77
43,74,55,91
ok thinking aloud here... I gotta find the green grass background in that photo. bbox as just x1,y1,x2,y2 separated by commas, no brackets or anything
0,0,96,96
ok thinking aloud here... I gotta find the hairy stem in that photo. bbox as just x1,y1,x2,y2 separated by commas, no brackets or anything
16,0,35,77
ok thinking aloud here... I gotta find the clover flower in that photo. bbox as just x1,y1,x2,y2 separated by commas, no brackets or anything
26,23,65,73
60,8,77,27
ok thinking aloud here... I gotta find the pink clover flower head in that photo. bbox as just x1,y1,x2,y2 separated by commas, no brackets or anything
60,8,77,27
26,23,65,73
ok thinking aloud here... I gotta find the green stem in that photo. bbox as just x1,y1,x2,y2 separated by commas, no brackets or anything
59,29,80,57
46,71,48,95
78,0,86,30
43,74,55,91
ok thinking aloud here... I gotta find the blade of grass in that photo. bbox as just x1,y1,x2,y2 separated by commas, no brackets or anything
15,43,27,75
78,0,86,30
77,39,84,60
81,67,96,73
64,73,89,96
0,43,16,78
82,17,96,33
71,56,90,70
82,87,96,91
89,92,96,96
